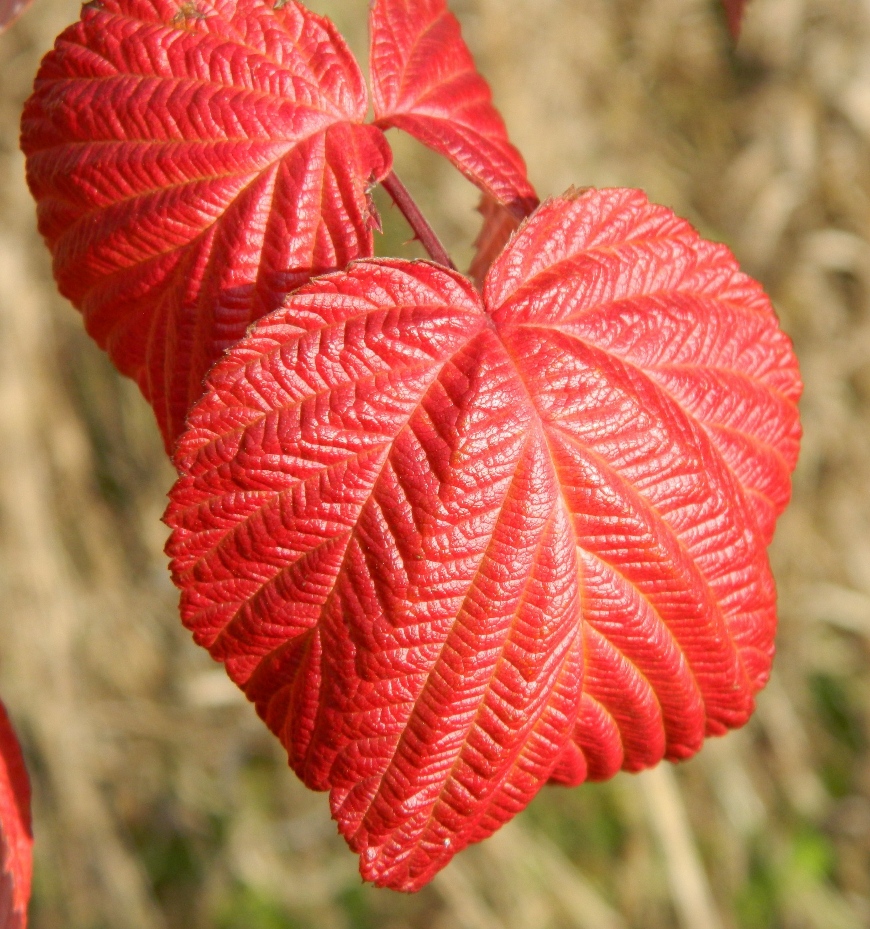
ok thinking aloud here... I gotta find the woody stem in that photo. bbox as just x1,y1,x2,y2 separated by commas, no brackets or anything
381,171,457,271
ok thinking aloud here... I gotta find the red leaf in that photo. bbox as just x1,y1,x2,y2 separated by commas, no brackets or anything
0,702,32,929
165,188,800,890
0,0,33,32
370,0,537,218
21,0,392,449
722,0,747,37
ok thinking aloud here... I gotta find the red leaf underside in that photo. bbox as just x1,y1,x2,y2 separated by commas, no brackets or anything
370,0,537,218
21,0,392,448
166,188,801,891
0,703,32,929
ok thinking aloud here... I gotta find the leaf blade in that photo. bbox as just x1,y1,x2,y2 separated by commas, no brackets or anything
0,701,32,929
488,189,801,773
319,339,584,890
21,0,392,448
166,260,586,889
370,0,537,217
166,191,801,890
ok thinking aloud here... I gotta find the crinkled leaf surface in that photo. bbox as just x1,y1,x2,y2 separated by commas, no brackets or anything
370,0,537,218
0,703,32,929
21,0,536,450
722,0,748,36
166,188,801,891
20,0,392,448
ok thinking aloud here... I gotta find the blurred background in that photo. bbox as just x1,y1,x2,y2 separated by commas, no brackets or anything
1,0,869,926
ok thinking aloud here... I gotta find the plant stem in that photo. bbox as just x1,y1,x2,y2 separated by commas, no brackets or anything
381,171,457,271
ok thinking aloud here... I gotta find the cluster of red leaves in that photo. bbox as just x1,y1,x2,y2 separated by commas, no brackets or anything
14,0,794,903
0,0,751,41
20,0,534,448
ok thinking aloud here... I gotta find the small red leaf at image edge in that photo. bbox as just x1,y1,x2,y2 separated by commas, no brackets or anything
0,701,33,929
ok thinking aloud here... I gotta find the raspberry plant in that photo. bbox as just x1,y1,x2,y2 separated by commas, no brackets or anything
1,0,799,914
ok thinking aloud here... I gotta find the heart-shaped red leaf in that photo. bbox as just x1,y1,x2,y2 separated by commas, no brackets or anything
21,0,392,449
370,0,537,218
0,702,32,929
165,188,801,890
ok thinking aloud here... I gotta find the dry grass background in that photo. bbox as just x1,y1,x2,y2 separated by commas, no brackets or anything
1,0,869,926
